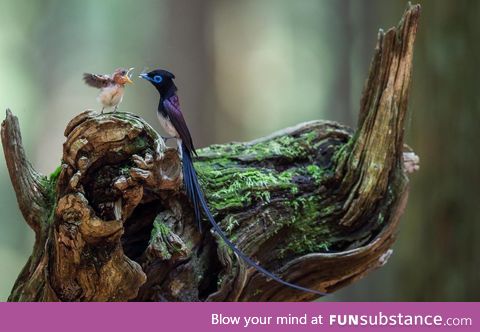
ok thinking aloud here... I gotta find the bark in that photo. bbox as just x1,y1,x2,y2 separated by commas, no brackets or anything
2,4,420,302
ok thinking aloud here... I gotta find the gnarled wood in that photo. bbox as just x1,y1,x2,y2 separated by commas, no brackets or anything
2,4,420,302
1,109,51,233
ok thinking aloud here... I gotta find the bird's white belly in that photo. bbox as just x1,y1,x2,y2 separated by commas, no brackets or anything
157,112,178,137
98,85,124,108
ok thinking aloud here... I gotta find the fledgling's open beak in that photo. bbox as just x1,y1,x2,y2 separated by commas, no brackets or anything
123,67,134,84
123,75,133,84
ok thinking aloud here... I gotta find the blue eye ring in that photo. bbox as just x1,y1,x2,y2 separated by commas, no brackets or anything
153,75,162,83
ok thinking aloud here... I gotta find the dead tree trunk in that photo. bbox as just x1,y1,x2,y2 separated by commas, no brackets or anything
2,5,420,302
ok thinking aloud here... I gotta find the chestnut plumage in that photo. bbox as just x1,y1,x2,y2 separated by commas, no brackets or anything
83,67,133,113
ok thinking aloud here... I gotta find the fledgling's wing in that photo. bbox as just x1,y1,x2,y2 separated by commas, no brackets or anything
83,73,113,88
163,95,197,156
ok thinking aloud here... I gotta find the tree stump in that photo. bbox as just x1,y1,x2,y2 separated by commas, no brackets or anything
2,4,420,302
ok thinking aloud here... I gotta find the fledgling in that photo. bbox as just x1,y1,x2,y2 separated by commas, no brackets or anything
139,69,326,296
83,68,133,113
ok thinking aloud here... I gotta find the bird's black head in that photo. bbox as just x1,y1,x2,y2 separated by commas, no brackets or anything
139,69,177,98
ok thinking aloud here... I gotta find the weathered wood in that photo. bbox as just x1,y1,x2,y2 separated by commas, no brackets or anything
1,110,51,233
2,4,420,302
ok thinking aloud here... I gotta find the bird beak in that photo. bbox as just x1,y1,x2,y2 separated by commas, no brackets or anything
123,67,134,84
139,73,148,80
123,75,133,84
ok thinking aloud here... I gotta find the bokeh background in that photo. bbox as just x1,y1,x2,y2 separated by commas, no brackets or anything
0,0,478,301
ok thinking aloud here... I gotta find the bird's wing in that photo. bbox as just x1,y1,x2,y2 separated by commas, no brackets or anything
83,73,113,88
163,95,197,156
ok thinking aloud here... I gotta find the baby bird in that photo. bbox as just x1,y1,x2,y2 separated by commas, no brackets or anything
83,68,133,113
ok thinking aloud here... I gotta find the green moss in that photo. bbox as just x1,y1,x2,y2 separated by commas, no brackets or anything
150,219,175,259
195,131,337,213
40,165,62,207
229,233,239,243
244,135,308,160
290,186,299,194
216,236,234,255
199,134,312,162
126,136,149,153
316,241,331,251
223,215,239,233
196,165,298,212
321,204,338,217
281,196,334,255
151,219,171,238
49,165,62,182
306,164,325,184
254,190,271,203
119,165,131,176
301,131,318,144
194,129,340,257
332,138,353,167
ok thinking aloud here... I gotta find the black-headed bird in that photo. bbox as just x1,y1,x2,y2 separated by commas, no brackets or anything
140,69,325,296
83,67,134,113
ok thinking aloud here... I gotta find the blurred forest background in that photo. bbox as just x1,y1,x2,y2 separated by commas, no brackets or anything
0,0,478,301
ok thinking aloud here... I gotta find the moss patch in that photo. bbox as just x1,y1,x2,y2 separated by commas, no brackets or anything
196,164,299,211
281,196,334,255
149,219,178,260
199,133,317,162
194,127,350,259
40,165,62,207
306,165,326,184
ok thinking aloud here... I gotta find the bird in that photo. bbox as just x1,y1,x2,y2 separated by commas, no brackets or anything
83,67,134,113
139,69,325,296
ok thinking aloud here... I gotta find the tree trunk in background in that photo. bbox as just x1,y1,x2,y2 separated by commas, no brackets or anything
401,0,480,301
335,0,480,301
166,0,215,148
326,0,354,127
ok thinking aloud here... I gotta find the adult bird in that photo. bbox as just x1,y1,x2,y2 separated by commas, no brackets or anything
139,69,325,296
83,67,134,113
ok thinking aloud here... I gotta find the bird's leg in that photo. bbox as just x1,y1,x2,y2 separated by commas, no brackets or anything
114,105,118,112
101,107,105,114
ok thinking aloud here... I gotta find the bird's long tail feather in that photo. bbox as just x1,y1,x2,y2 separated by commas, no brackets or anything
181,143,326,296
